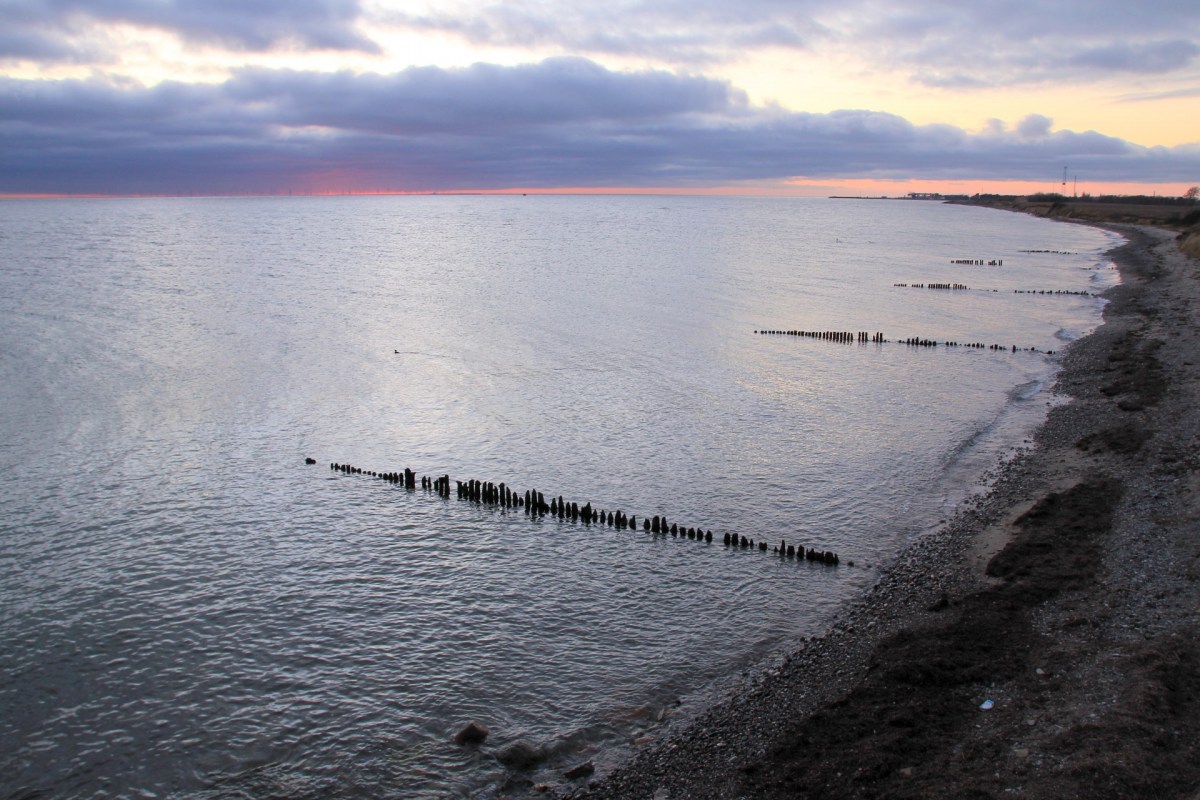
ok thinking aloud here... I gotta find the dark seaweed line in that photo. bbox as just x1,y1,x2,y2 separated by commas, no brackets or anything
312,460,845,568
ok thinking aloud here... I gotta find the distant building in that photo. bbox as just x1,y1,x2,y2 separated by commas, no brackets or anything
907,192,944,200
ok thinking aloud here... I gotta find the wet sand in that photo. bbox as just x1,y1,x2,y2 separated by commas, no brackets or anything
565,222,1200,799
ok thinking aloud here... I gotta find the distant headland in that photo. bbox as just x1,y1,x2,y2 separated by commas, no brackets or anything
832,191,1200,259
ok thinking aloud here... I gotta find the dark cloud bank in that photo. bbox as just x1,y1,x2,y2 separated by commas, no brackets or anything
2,58,1197,195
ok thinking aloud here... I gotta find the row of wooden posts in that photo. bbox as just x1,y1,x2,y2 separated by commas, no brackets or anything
1012,289,1095,296
321,461,843,567
754,329,1054,354
893,282,970,290
951,258,1003,265
891,283,1095,296
754,330,886,344
900,339,1050,352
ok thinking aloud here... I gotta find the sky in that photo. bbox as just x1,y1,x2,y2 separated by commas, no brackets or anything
1,0,1198,197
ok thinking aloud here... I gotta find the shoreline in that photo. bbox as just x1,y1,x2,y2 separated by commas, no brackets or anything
561,220,1200,798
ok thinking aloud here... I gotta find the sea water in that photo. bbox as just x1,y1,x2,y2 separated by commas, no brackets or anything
0,195,1119,798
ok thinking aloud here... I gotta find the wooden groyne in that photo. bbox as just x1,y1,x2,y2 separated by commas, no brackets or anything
754,330,885,344
892,283,1097,296
1011,289,1095,296
893,282,971,290
320,461,844,568
754,329,1055,354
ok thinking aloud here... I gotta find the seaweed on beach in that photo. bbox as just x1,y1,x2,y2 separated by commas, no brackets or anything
740,480,1121,800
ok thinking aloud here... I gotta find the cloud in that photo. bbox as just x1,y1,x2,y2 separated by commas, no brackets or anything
1119,85,1200,103
380,0,1200,87
0,0,379,60
2,58,1196,195
385,1,825,65
842,1,1200,88
1068,39,1200,74
1016,114,1054,139
223,57,744,132
5,0,1198,97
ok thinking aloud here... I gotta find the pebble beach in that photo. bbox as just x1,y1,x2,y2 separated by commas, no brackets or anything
562,220,1200,800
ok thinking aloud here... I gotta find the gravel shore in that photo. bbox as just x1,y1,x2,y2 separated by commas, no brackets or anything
559,222,1200,800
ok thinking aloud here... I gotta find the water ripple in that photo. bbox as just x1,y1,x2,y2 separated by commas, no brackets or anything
0,195,1117,799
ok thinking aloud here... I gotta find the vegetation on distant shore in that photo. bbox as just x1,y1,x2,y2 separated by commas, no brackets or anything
1179,227,1200,259
948,191,1200,256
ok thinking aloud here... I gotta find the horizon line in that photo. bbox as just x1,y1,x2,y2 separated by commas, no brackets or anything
1,179,1195,201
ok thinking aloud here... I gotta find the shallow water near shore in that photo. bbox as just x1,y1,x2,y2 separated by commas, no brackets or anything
0,195,1118,798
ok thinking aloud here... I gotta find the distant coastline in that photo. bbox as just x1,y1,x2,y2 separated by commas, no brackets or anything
830,191,1200,260
827,194,949,200
951,194,1200,258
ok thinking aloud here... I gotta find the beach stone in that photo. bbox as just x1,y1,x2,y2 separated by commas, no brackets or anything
453,721,489,745
496,739,545,769
564,761,595,780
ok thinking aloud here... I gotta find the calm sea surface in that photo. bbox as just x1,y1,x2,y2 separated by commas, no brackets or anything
0,196,1118,798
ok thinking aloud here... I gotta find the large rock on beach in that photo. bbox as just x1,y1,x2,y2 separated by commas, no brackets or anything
564,760,596,780
496,739,546,770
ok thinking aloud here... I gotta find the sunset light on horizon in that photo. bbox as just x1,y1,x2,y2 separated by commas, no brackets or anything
2,0,1198,197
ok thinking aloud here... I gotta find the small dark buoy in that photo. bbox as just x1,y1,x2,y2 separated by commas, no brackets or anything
304,457,316,465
